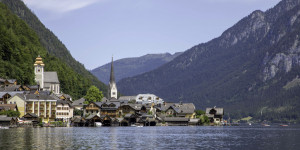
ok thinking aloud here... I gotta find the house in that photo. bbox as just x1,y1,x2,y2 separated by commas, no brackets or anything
117,104,139,117
0,104,18,111
118,96,136,103
83,102,101,117
206,107,224,124
0,115,17,127
0,91,23,104
72,98,85,110
157,102,196,118
136,94,164,105
56,100,74,122
100,101,120,118
7,93,57,122
34,56,60,94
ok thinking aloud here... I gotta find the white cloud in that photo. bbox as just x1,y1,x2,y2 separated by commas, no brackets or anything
22,0,102,13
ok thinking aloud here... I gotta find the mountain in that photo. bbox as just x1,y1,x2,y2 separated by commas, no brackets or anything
91,52,182,84
118,0,300,122
0,0,107,96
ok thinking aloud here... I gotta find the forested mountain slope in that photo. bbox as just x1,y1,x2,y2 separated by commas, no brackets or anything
91,52,182,84
0,0,107,96
118,0,300,122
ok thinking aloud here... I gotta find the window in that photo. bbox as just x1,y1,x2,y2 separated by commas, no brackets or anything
14,102,16,104
112,92,116,95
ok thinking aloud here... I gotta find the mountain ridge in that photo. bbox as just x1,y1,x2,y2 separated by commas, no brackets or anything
118,0,300,121
91,52,182,84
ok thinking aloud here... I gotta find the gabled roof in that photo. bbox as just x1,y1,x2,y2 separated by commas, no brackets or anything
0,85,21,92
44,72,59,83
6,79,16,84
9,93,57,101
0,116,14,121
73,98,85,106
0,91,23,97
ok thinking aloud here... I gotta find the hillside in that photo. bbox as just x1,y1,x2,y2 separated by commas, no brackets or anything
0,0,107,96
0,2,102,99
91,52,182,84
118,0,300,122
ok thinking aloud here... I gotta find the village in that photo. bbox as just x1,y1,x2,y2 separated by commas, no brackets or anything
0,56,224,128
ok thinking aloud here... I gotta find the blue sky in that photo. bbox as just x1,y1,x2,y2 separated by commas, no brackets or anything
23,0,281,70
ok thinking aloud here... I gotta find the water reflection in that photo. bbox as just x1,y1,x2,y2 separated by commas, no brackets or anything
0,125,300,149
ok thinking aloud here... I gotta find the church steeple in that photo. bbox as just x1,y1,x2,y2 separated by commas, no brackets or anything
108,56,117,99
110,57,116,84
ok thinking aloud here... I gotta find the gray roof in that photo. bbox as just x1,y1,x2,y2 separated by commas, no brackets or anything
100,101,120,110
118,96,136,101
206,107,224,115
44,72,59,83
0,85,21,92
0,91,23,97
6,79,16,84
73,98,85,106
56,100,72,107
164,117,189,122
24,113,38,118
0,116,14,121
158,102,195,114
9,93,57,101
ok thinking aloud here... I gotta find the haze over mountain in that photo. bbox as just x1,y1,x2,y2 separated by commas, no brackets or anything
91,52,182,84
118,0,300,121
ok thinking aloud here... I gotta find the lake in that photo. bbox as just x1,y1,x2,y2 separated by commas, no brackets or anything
0,125,300,149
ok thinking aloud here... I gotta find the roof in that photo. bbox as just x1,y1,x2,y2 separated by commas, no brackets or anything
6,79,16,84
0,116,14,121
158,102,195,114
44,72,59,83
118,96,136,101
73,98,85,106
8,93,57,101
56,100,72,107
100,101,120,110
0,91,23,97
23,113,38,118
206,107,224,115
85,114,100,120
0,85,21,92
164,117,189,122
0,104,17,111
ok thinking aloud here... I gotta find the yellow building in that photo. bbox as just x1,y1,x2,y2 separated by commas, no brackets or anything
7,93,57,123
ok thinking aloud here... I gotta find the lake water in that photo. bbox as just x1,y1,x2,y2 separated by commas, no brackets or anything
0,125,300,150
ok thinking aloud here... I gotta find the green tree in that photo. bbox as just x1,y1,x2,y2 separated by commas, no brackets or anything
199,115,210,125
84,85,103,104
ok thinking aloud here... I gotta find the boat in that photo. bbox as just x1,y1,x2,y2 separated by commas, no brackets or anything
262,124,270,127
248,123,252,126
0,126,9,129
131,124,137,127
280,124,288,127
95,122,102,127
137,125,143,127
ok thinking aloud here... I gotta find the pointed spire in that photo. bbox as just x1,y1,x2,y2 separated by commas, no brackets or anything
110,56,116,84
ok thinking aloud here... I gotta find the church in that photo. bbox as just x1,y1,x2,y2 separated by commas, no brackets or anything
107,57,117,99
34,56,60,94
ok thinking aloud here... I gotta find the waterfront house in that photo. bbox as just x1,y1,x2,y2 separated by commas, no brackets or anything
83,102,101,117
7,93,57,122
0,91,24,104
157,102,196,118
0,115,17,127
56,100,74,122
206,107,224,124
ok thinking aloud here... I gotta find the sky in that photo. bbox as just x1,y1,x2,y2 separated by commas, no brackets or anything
22,0,281,70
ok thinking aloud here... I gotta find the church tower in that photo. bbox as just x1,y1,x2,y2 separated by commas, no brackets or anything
108,57,118,99
34,55,44,89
